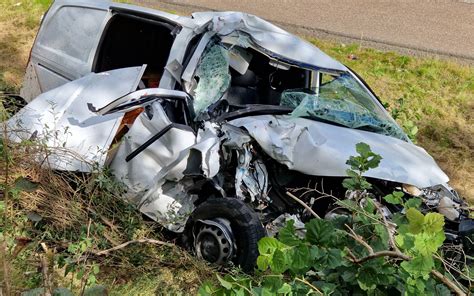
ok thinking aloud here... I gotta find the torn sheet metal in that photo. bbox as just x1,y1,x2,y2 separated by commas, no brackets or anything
137,178,198,233
191,11,347,72
6,66,145,172
89,88,192,116
235,143,269,203
110,101,196,195
230,115,449,188
110,108,220,231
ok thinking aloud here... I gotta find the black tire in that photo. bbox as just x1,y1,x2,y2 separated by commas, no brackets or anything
186,198,266,271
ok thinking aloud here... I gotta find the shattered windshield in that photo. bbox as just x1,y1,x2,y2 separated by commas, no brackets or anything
280,73,409,141
187,38,407,142
193,41,231,115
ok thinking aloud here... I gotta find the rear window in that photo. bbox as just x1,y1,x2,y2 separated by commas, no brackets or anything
38,6,106,63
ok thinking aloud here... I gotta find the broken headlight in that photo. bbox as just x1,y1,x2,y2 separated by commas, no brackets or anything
403,183,464,221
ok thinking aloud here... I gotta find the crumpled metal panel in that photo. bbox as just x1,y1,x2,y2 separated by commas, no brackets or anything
110,101,196,195
7,66,145,172
110,107,220,232
230,115,449,188
137,178,198,232
191,11,348,72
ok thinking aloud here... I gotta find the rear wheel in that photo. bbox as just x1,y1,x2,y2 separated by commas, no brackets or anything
187,198,265,271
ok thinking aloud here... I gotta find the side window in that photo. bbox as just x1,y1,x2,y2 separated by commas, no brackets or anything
37,6,107,64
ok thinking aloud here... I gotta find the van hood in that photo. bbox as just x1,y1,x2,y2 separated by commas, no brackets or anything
229,115,449,188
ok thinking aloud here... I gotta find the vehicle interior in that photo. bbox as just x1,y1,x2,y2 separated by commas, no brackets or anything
225,47,310,108
94,13,176,88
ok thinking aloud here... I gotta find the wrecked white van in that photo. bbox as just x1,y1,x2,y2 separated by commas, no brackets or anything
8,0,472,270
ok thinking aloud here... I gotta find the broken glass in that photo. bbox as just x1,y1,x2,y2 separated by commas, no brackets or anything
280,74,408,141
193,41,231,115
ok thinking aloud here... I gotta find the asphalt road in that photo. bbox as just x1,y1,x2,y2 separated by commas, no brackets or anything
140,0,474,62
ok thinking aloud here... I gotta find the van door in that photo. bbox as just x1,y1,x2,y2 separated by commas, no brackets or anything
20,0,112,102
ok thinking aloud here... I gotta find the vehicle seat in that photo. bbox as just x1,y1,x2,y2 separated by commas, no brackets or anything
226,69,259,105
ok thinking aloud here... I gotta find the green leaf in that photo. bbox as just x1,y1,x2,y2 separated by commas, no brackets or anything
270,249,287,274
360,179,373,190
355,142,371,158
53,288,74,296
363,198,376,213
76,268,85,280
404,198,422,209
401,255,434,278
288,245,310,272
26,212,43,222
314,281,337,295
406,208,424,234
261,275,287,295
316,248,344,269
278,220,301,246
258,237,285,255
309,245,325,261
346,170,359,178
384,191,404,205
414,232,444,256
357,266,378,291
92,264,100,274
13,177,39,192
257,255,270,271
342,178,356,190
374,224,389,249
423,213,444,234
216,274,233,290
366,154,382,169
305,219,334,246
277,283,292,294
341,269,357,282
395,232,415,251
435,284,451,296
87,274,97,286
64,263,76,276
198,281,217,295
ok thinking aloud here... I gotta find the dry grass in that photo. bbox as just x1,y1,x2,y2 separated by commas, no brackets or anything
0,0,47,92
0,137,215,294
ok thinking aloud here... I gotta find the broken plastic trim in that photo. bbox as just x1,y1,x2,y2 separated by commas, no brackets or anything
125,123,195,162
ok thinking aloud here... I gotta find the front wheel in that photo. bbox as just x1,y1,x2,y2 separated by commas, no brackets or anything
186,198,266,271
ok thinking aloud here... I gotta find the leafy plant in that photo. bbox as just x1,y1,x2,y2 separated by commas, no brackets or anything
342,142,382,191
201,143,470,295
